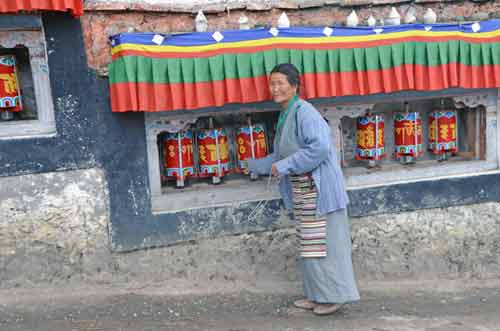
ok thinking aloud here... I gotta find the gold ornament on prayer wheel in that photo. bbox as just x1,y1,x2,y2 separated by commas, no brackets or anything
197,128,231,184
429,100,458,161
0,55,22,120
235,116,268,180
355,114,385,161
394,103,423,163
164,130,195,188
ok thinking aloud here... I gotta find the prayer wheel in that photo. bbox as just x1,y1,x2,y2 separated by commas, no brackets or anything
235,123,268,174
394,105,423,162
0,55,22,120
429,110,458,159
355,114,385,161
164,130,195,188
197,128,231,184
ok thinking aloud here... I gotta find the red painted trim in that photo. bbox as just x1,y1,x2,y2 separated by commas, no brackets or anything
110,63,500,112
0,0,83,17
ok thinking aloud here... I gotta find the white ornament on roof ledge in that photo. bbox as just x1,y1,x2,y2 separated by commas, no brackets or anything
346,10,359,27
385,7,401,26
423,8,437,25
239,14,250,30
367,15,376,27
277,12,290,28
195,10,208,32
471,22,481,32
404,8,416,24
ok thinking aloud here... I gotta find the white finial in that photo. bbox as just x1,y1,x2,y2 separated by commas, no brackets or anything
423,8,437,25
379,18,385,26
277,12,290,28
346,10,359,27
385,7,401,26
195,10,208,32
238,14,250,30
404,9,416,24
367,15,376,27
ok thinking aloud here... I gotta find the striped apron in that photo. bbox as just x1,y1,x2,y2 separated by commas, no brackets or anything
291,174,327,258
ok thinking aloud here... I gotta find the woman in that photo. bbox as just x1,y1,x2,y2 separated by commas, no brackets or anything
248,63,360,316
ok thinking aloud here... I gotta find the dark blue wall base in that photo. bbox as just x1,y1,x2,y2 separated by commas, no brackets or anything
110,172,500,252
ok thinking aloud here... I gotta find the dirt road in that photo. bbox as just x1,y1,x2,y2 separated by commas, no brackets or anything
1,280,499,331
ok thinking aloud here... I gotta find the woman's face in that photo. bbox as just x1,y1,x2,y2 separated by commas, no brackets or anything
269,72,297,107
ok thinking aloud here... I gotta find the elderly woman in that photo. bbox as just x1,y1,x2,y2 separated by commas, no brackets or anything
248,63,359,316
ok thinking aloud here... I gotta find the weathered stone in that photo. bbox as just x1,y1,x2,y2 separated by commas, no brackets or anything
415,0,454,3
276,0,300,9
339,0,373,7
372,0,411,5
0,168,109,287
351,202,500,279
470,12,490,21
299,0,326,8
246,0,277,10
1,168,499,289
324,0,341,5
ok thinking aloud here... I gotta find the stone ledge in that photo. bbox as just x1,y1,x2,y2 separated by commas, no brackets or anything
84,0,496,13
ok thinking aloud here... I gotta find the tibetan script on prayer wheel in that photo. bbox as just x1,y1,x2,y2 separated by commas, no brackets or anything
235,123,267,173
429,111,458,155
197,128,231,178
0,55,22,112
355,114,385,161
164,130,195,186
394,112,423,159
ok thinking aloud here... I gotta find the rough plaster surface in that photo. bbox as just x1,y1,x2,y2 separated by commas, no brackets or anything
351,202,500,280
1,167,499,288
81,1,500,73
111,202,500,289
0,168,110,288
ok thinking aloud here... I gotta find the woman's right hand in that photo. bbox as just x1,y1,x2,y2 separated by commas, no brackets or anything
271,163,280,177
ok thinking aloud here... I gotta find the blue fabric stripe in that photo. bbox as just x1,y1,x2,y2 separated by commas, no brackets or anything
110,19,500,48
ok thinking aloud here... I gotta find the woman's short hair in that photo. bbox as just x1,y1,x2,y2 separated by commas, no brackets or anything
270,63,300,92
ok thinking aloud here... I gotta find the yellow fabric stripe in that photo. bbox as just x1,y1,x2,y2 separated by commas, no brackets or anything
111,30,500,56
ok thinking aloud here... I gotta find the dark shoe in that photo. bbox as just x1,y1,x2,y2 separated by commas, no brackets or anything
313,303,343,316
293,298,316,310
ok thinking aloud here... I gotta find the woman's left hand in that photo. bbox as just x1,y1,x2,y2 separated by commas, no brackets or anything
271,163,280,177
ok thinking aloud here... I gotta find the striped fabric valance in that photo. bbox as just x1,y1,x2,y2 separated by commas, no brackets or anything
109,20,500,112
0,0,83,17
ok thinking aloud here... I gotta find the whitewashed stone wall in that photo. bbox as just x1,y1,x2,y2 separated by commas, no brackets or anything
0,168,110,287
0,167,499,287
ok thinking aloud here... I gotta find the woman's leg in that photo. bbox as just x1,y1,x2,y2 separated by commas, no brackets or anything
301,208,360,304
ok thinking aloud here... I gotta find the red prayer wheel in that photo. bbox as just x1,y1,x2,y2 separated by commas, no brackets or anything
429,110,458,155
394,112,423,159
355,114,385,161
197,128,231,182
235,123,268,173
164,130,195,187
0,55,22,119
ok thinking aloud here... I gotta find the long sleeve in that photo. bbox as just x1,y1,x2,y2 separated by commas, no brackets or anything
274,107,331,176
248,152,277,175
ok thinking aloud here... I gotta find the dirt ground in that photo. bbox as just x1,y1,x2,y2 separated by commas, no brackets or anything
1,279,500,331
